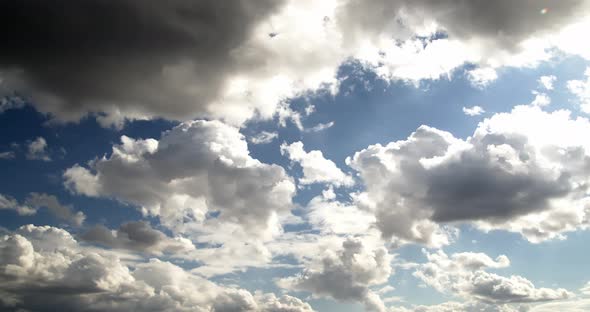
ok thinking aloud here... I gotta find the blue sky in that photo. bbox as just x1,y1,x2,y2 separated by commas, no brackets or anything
2,2,590,312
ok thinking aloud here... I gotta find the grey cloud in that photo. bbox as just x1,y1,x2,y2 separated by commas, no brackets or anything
338,0,589,51
64,120,295,237
0,0,287,126
25,193,85,226
0,224,315,312
0,192,85,226
80,221,195,255
279,238,392,312
348,105,590,245
26,137,50,161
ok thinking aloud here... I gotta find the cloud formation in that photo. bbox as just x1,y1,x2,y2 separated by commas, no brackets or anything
348,105,590,244
281,141,354,187
414,250,571,303
279,238,392,312
64,120,295,238
0,224,314,311
0,192,85,226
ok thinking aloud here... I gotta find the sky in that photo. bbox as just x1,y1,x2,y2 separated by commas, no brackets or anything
2,1,590,312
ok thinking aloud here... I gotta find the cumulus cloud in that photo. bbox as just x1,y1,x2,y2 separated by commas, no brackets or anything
1,0,589,127
80,221,195,256
347,105,590,244
463,106,485,116
64,119,295,238
0,224,314,312
26,137,50,161
279,237,392,312
539,75,557,91
0,193,85,226
567,67,590,113
414,250,571,304
281,141,354,187
531,91,551,107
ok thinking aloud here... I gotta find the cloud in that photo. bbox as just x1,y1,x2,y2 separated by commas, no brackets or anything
539,75,557,90
80,221,195,256
466,68,498,88
0,224,315,311
463,106,485,116
26,137,50,161
531,91,551,107
0,151,15,159
567,67,590,113
306,121,335,133
0,194,36,216
0,193,85,226
63,120,296,264
279,237,392,312
250,131,279,145
1,1,589,127
347,105,590,244
24,193,86,226
414,250,571,304
281,141,354,187
390,301,529,312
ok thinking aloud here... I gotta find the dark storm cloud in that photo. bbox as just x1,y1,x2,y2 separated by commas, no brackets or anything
0,0,286,124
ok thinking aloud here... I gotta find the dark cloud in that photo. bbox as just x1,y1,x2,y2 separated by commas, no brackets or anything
80,221,194,255
338,0,589,50
0,0,286,125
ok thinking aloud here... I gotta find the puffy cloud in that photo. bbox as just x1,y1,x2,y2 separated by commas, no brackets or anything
539,75,557,91
64,120,295,239
347,105,590,244
0,224,314,312
531,91,551,107
0,192,85,226
463,106,485,116
80,221,195,256
26,137,50,161
414,250,571,304
279,237,392,312
281,141,354,187
250,131,279,145
567,67,590,114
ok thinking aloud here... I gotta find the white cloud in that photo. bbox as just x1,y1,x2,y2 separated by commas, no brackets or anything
281,141,354,187
567,67,590,113
26,137,50,161
0,194,36,216
463,106,486,116
347,105,590,244
539,75,557,91
531,91,551,107
250,131,279,145
414,250,571,304
467,68,499,88
306,121,335,133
